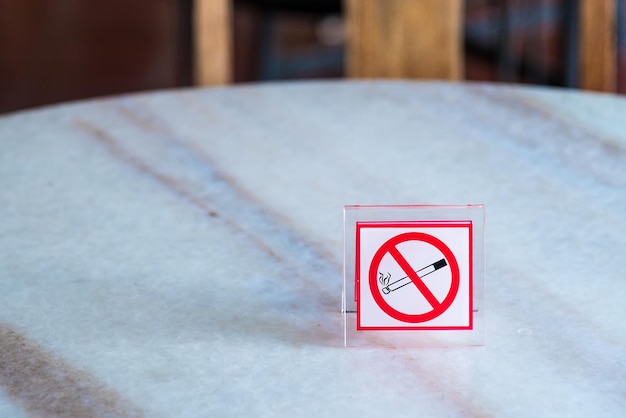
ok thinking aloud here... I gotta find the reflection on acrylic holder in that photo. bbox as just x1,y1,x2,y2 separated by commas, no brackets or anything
380,258,448,295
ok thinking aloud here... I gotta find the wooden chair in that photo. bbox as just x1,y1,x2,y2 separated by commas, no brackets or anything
578,0,618,92
194,0,232,85
193,0,619,92
344,0,463,80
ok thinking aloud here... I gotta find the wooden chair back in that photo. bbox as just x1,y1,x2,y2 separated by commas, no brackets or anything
344,0,463,80
194,0,232,86
578,0,617,92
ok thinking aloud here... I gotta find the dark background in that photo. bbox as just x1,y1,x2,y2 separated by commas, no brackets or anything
1,0,624,114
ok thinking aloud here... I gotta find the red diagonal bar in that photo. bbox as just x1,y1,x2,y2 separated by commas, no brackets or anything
388,245,441,309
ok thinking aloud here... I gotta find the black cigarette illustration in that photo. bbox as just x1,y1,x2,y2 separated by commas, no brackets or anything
381,258,447,294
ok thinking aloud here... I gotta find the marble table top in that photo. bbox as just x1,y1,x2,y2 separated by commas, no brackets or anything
1,81,625,417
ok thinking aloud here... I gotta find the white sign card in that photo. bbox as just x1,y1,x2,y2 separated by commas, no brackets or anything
343,205,485,347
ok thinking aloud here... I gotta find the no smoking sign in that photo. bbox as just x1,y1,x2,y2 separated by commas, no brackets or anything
357,222,473,330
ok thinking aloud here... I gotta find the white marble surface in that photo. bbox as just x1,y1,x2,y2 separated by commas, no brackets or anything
1,81,625,417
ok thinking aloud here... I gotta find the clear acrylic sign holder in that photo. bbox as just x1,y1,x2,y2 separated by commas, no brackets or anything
343,205,485,348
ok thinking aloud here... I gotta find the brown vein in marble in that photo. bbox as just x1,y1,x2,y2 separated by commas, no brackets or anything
469,83,626,147
467,84,626,173
128,95,345,261
510,88,626,156
77,114,342,277
74,117,343,346
112,99,342,268
75,119,285,266
0,323,142,418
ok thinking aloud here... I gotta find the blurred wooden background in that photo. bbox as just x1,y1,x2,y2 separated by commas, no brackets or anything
0,0,624,114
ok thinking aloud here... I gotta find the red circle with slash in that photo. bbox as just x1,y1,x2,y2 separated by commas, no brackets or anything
368,232,460,323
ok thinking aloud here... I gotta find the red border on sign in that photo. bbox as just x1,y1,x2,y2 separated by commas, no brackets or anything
356,221,473,331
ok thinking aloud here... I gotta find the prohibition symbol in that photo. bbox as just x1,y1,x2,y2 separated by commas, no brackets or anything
368,232,460,323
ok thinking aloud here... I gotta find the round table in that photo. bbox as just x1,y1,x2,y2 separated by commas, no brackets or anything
1,81,625,417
